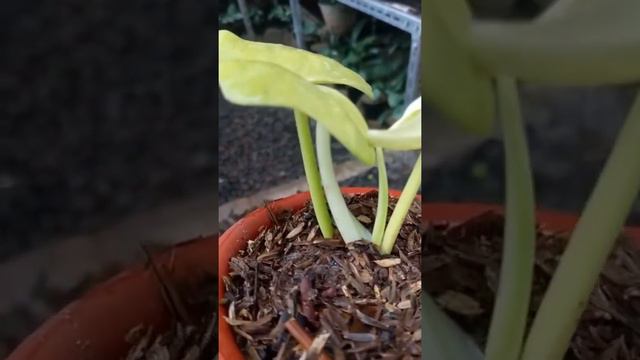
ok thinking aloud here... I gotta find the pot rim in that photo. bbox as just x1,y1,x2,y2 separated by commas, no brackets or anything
422,202,640,244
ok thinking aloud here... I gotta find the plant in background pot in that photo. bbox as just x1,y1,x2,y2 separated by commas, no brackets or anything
219,0,266,35
423,0,640,359
317,19,411,125
218,30,421,358
317,0,357,36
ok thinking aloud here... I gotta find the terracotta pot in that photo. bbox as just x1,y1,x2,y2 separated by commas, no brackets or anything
218,187,417,360
219,198,640,359
8,235,217,360
318,3,356,36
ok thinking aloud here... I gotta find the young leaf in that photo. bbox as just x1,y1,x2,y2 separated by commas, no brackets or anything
367,97,421,150
219,59,376,165
219,30,373,98
423,0,495,134
471,0,640,85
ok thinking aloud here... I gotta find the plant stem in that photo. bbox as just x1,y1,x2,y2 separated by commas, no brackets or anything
316,123,371,242
372,148,389,247
294,110,333,238
380,154,421,255
484,77,535,360
521,91,640,360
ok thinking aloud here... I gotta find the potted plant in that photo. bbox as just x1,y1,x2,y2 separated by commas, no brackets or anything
423,0,640,359
317,0,357,36
7,236,217,360
218,30,422,358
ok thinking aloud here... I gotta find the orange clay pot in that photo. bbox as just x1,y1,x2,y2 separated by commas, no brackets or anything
8,235,216,360
218,187,417,360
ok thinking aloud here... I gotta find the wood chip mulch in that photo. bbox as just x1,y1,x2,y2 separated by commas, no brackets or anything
223,192,422,359
423,210,640,359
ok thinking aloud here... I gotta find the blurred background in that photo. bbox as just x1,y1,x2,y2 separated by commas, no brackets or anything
0,0,215,355
420,0,640,225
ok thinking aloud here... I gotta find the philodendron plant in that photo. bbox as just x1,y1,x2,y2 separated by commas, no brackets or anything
219,30,421,255
424,0,640,360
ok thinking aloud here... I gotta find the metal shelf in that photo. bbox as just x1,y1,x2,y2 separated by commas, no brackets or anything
337,0,420,34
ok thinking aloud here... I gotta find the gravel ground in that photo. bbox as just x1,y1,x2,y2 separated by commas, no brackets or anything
218,93,353,203
0,0,216,260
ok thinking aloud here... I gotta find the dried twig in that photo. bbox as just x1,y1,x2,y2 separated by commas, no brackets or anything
284,318,332,360
141,245,192,325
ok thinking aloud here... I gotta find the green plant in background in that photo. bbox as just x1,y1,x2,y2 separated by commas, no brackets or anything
219,0,319,37
219,30,420,253
266,2,291,23
318,19,411,124
423,0,640,359
219,0,266,34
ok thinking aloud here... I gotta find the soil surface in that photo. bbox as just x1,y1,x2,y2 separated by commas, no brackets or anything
423,211,640,359
223,192,421,359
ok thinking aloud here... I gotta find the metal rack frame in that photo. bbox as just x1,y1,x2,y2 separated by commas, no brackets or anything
289,0,421,106
237,0,256,39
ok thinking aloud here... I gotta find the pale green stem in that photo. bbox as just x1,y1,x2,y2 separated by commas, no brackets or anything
380,154,421,255
372,147,389,247
316,123,371,242
522,91,640,360
484,77,535,360
294,110,333,238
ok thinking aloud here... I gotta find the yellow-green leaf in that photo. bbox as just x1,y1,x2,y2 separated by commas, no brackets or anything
471,0,640,85
423,0,495,135
219,59,375,165
367,97,421,150
219,30,373,97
